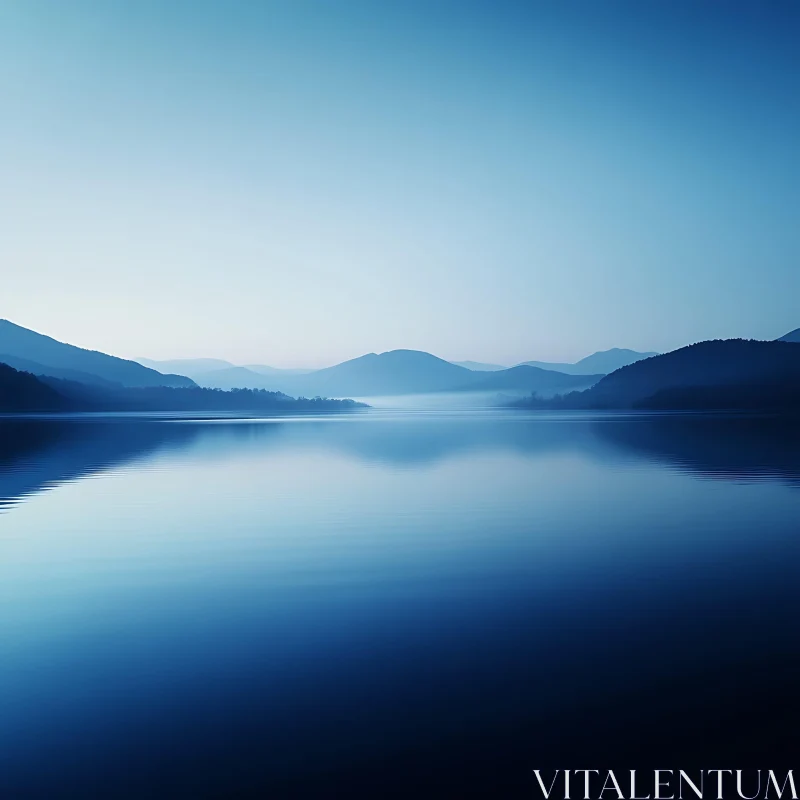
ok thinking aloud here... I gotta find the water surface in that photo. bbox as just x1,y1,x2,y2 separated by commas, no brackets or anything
1,410,799,797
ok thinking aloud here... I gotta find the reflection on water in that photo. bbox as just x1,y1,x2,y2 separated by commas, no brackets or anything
1,411,799,798
2,413,799,505
595,413,800,486
0,418,201,511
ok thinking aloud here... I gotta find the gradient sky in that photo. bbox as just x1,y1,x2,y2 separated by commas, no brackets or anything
1,0,798,367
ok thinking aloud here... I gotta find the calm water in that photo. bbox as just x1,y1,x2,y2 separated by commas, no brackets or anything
1,410,799,798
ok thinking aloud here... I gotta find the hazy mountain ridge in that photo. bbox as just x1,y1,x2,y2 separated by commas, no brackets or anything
263,350,605,398
137,358,314,385
7,320,798,409
139,349,607,397
137,357,237,375
518,348,658,375
294,350,473,397
451,360,506,372
192,366,281,391
136,345,659,397
459,365,604,394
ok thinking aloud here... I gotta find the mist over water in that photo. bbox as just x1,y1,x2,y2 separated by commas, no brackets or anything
1,410,799,797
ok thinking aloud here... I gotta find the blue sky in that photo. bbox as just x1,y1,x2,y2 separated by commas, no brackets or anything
1,0,798,367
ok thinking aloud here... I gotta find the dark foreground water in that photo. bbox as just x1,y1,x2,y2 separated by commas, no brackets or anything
1,410,799,798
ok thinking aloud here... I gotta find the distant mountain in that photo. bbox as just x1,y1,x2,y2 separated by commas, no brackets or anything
243,364,314,376
289,350,473,397
136,358,314,388
459,365,604,394
192,366,280,390
0,320,195,388
571,348,659,374
451,360,506,372
519,348,658,375
140,351,478,395
135,349,619,397
251,349,602,398
777,328,800,343
137,358,237,377
137,348,649,399
517,339,800,411
516,359,576,373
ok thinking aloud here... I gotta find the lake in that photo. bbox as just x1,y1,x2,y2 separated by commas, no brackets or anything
1,410,799,798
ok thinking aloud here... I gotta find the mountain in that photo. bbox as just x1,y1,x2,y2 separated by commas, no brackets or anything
636,375,800,412
255,350,601,398
289,350,474,397
0,362,65,412
519,339,800,410
777,328,800,343
588,340,800,407
192,366,280,390
37,376,364,413
243,365,314,376
516,359,575,373
571,348,659,374
136,349,610,397
139,351,476,396
136,358,314,388
0,359,364,413
0,353,119,387
519,348,658,375
451,360,506,372
459,365,604,394
137,358,237,377
0,320,195,388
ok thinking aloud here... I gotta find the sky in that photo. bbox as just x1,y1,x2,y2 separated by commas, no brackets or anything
1,0,798,368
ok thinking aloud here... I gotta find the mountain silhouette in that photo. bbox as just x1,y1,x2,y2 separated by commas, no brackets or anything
287,350,474,397
137,358,237,377
0,360,364,414
0,320,195,388
259,350,600,398
459,365,603,393
570,348,659,373
588,339,800,407
138,350,604,397
40,375,364,413
0,362,65,411
519,339,800,410
189,366,279,390
243,365,314,376
0,353,120,387
519,348,658,375
135,349,637,398
451,360,506,372
137,358,314,389
778,328,800,343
